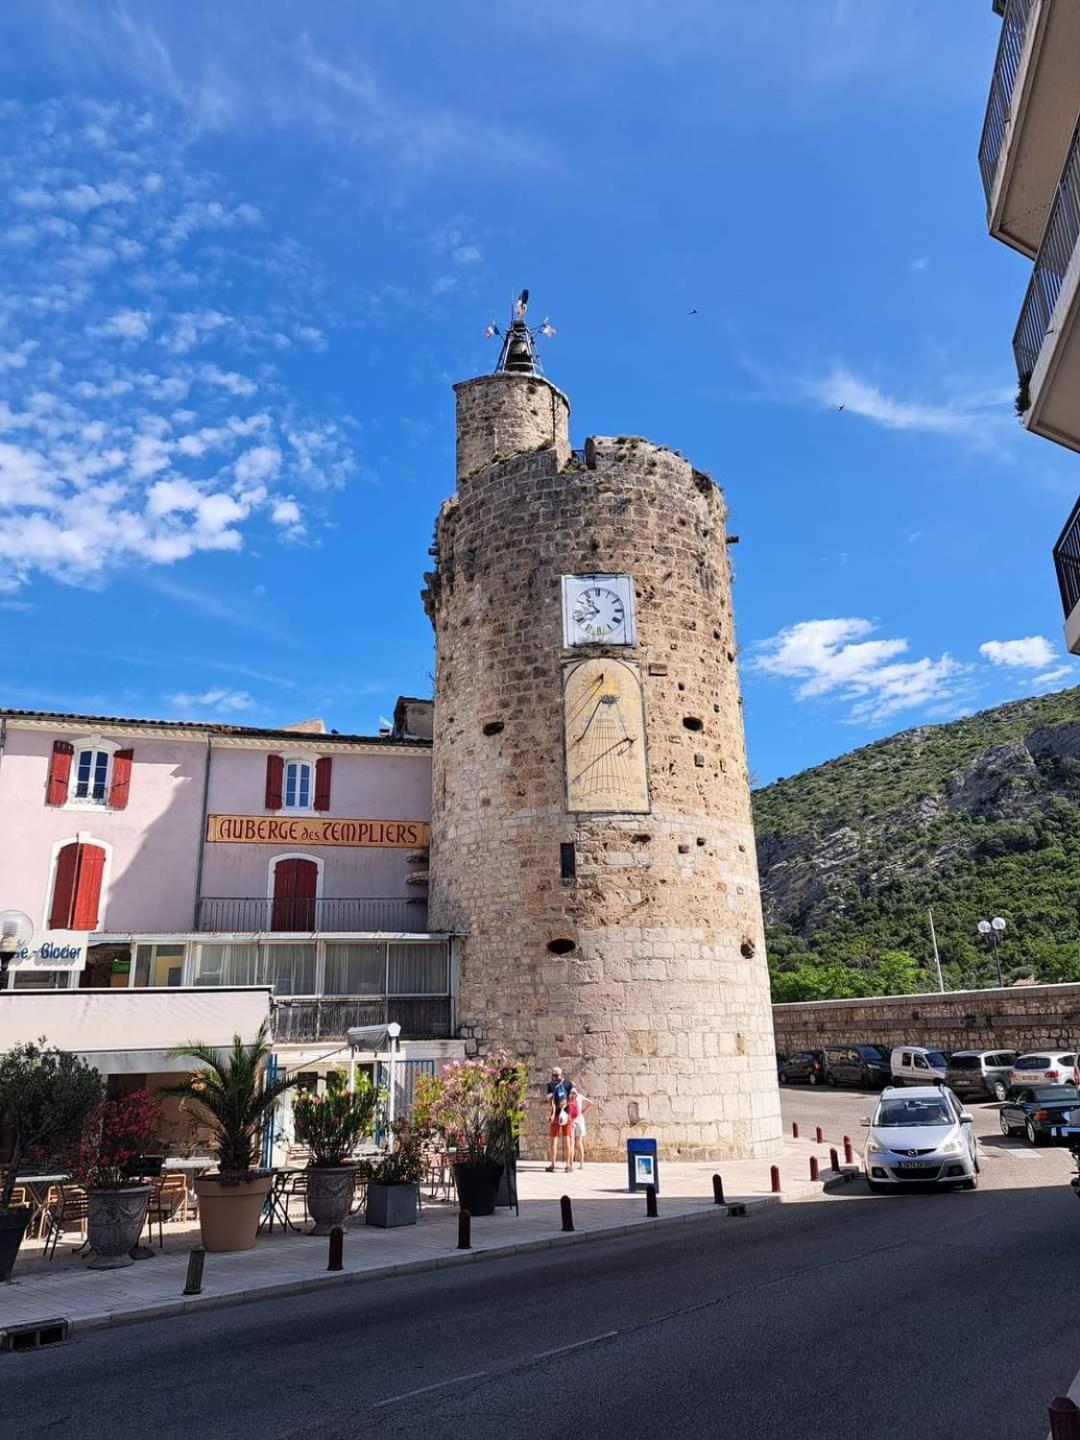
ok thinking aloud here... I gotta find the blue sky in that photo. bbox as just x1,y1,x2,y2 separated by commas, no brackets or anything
0,1,1076,784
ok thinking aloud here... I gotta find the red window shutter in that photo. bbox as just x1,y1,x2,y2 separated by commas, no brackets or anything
72,844,105,930
109,749,133,809
46,741,74,806
265,753,284,809
314,756,332,811
49,842,81,928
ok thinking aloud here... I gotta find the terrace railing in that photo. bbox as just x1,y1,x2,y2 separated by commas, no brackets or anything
271,995,453,1042
978,0,1035,204
197,896,430,934
1014,116,1080,380
1053,496,1080,620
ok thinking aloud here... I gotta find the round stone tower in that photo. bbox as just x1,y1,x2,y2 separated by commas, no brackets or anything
423,354,781,1161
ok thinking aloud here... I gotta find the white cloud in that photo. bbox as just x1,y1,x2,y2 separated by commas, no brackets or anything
752,617,967,724
93,307,152,342
234,444,281,485
294,324,326,351
979,636,1057,670
431,275,457,295
168,686,254,714
199,364,257,397
452,244,482,265
271,498,301,526
1032,666,1073,686
806,365,997,436
165,309,230,353
908,256,930,272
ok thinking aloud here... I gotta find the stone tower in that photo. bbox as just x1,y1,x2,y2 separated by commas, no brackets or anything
423,322,781,1161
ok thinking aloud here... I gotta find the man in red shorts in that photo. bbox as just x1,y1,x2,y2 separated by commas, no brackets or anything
546,1066,574,1173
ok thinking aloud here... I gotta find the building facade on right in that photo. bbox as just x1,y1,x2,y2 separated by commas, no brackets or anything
979,0,1080,649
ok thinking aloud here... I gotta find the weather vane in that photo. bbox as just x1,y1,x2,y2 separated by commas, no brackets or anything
483,289,556,376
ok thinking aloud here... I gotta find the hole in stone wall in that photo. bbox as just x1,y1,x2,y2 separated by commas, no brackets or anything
560,842,576,879
631,833,651,844
740,938,756,959
481,720,504,737
547,938,576,956
683,716,703,732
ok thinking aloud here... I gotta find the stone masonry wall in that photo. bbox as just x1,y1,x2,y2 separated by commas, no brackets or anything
773,984,1080,1057
454,373,571,483
424,374,782,1161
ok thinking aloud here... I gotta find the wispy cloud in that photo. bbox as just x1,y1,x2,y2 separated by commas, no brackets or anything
752,617,968,725
908,256,930,272
979,635,1057,670
805,364,1010,438
168,686,254,714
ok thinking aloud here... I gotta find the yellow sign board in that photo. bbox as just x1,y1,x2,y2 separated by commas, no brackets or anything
206,815,430,848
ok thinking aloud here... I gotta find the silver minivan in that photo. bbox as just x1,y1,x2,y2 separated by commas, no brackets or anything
890,1046,949,1087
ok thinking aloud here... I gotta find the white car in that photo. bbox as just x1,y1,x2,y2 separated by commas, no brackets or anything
1008,1052,1077,1092
862,1085,979,1191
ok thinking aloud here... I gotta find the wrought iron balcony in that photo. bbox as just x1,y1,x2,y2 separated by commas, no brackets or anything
197,896,430,934
1014,115,1080,381
271,994,453,1043
1054,497,1080,623
978,0,1035,205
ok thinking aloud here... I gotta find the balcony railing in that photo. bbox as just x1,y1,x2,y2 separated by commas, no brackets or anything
197,896,430,934
271,995,453,1043
1053,497,1080,619
1014,116,1080,379
978,0,1035,203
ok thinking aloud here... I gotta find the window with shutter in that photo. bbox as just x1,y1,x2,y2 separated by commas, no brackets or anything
109,750,133,809
49,841,106,930
314,756,332,811
46,741,74,806
265,753,284,809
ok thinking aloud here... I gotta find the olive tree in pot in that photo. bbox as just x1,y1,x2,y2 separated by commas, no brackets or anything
0,1042,101,1282
67,1090,162,1269
293,1075,381,1234
365,1122,424,1228
429,1052,528,1218
162,1023,295,1253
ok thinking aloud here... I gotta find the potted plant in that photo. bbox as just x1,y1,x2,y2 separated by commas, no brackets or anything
69,1090,161,1269
365,1122,423,1228
431,1052,528,1217
0,1042,101,1282
163,1023,295,1253
293,1075,380,1235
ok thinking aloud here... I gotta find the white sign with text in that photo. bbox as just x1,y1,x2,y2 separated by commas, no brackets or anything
9,930,90,971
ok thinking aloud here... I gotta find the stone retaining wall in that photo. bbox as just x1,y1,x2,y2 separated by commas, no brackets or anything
772,984,1080,1055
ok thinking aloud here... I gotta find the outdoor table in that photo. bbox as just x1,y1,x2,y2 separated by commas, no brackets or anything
15,1174,69,1238
259,1168,306,1236
162,1157,216,1221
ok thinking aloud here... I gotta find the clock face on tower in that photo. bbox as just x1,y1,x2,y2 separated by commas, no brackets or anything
562,573,635,647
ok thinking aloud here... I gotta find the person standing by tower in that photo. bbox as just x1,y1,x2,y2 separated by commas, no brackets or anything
546,1067,574,1173
570,1085,592,1168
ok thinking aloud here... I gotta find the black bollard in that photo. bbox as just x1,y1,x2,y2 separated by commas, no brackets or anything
645,1184,658,1218
458,1209,472,1250
560,1195,574,1232
712,1174,725,1206
327,1225,344,1272
183,1246,205,1296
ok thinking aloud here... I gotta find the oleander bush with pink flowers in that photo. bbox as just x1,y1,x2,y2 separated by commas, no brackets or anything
423,1051,528,1164
293,1075,381,1167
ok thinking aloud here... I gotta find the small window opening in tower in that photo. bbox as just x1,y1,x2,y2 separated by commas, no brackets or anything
559,842,576,879
547,937,576,956
482,720,504,737
683,716,703,732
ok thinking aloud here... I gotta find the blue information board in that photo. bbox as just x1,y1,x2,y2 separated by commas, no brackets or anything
626,1137,659,1194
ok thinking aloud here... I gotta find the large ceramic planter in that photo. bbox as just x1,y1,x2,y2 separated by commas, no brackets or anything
307,1165,356,1235
0,1208,31,1283
366,1183,418,1228
453,1161,504,1217
87,1186,151,1270
194,1173,272,1253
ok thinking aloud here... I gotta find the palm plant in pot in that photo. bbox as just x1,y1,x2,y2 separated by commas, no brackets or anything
292,1074,381,1234
430,1052,528,1217
163,1023,295,1253
67,1090,161,1269
0,1042,101,1282
365,1121,424,1228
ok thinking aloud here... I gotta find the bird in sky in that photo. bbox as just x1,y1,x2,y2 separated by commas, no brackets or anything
689,308,699,315
836,404,845,412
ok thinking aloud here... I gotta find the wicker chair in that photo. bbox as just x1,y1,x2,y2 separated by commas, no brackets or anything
42,1184,89,1260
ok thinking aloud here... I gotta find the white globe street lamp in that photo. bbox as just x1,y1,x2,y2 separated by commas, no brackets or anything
977,916,1007,987
0,910,34,990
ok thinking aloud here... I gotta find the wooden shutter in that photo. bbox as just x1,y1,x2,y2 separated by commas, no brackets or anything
109,749,133,809
46,741,74,807
265,753,284,809
49,842,80,928
271,857,317,930
314,756,332,811
72,844,105,930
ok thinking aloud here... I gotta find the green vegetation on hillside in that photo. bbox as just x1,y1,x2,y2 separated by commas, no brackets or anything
753,687,1080,1001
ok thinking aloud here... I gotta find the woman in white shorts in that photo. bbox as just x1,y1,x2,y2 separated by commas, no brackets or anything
570,1088,592,1167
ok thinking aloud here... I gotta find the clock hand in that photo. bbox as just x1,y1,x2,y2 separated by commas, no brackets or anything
570,736,635,785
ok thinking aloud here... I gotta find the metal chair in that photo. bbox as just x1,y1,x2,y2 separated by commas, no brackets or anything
144,1173,188,1249
283,1170,309,1225
42,1184,89,1260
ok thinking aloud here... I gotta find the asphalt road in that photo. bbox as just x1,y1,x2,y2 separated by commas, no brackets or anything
6,1089,1080,1440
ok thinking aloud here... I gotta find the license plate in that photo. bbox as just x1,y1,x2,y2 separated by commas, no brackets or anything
897,1162,931,1171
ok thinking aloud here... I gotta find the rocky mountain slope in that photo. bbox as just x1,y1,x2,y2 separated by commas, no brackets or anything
752,686,1080,999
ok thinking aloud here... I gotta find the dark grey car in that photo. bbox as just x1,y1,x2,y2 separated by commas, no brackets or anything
945,1050,1017,1103
824,1044,891,1089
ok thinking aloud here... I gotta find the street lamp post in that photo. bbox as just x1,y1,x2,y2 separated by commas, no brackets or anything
977,916,1007,987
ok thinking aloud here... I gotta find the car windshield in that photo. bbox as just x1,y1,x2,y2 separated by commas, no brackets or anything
859,1047,886,1061
1035,1087,1080,1103
875,1099,952,1128
927,1052,948,1068
948,1056,981,1070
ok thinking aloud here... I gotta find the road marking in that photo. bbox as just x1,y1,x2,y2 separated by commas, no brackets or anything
372,1370,489,1408
532,1330,619,1361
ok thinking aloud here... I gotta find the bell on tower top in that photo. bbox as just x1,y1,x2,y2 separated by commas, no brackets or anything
483,289,556,376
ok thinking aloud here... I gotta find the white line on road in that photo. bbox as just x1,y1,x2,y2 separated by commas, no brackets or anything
371,1370,490,1408
532,1330,619,1361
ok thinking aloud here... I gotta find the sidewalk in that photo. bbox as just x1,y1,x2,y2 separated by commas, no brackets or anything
0,1138,858,1339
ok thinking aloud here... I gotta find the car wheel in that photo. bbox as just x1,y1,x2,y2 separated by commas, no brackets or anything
866,1179,884,1194
999,1111,1015,1136
826,1072,837,1087
993,1080,1008,1103
808,1072,819,1086
961,1173,978,1191
1026,1119,1042,1147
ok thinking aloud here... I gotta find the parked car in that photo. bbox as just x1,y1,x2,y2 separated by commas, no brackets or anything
824,1044,892,1089
863,1085,978,1191
779,1050,827,1086
998,1085,1080,1145
945,1050,1017,1103
890,1046,949,1087
1008,1052,1078,1091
